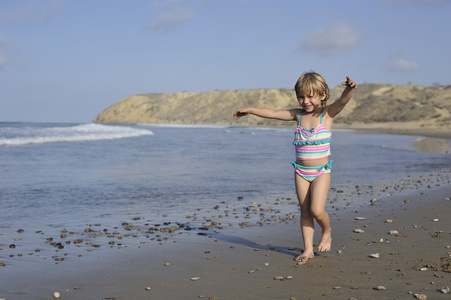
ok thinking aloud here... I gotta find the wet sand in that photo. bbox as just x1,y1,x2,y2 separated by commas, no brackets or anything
1,168,450,300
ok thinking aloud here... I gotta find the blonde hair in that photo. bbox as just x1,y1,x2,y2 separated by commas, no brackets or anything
294,72,330,107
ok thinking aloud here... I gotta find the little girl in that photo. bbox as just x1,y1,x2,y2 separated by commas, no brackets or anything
233,72,357,262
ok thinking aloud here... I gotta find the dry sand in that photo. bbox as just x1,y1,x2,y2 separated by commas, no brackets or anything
1,168,450,299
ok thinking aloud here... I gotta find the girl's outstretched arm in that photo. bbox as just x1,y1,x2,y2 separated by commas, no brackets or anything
327,76,357,118
233,107,298,121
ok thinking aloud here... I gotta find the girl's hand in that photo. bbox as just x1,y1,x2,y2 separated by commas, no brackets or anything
233,108,250,119
342,76,357,89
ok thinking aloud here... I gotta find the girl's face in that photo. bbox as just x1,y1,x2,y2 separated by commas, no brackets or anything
297,92,325,112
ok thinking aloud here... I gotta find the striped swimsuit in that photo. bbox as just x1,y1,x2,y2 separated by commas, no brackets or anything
290,111,333,182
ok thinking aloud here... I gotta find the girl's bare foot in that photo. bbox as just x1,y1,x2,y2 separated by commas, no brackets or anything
294,251,314,262
318,230,332,252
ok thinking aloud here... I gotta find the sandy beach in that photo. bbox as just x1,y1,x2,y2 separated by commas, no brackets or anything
1,164,450,299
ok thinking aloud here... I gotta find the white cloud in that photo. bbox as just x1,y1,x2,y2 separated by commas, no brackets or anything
389,59,419,72
387,50,405,59
146,7,196,33
0,0,62,25
298,21,365,56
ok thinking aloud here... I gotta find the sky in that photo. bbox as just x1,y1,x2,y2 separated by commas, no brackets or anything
0,0,450,123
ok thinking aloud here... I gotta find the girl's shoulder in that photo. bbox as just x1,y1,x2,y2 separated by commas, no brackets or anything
291,108,304,120
322,107,334,129
323,106,333,118
291,108,304,115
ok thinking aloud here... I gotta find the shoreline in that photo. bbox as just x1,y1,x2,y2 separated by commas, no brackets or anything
1,170,450,299
333,123,451,139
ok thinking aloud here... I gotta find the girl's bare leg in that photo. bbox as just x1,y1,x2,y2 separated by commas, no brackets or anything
294,173,315,262
310,173,332,252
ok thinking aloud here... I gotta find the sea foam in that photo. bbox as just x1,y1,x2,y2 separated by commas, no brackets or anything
0,123,153,146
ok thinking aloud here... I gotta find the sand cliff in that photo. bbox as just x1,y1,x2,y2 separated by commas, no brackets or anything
93,84,451,131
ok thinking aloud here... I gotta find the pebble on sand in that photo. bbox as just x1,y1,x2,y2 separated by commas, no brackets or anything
354,229,364,233
414,294,427,300
374,285,386,291
190,277,200,281
53,291,61,299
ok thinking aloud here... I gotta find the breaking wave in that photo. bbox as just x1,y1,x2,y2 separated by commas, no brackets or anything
0,123,154,146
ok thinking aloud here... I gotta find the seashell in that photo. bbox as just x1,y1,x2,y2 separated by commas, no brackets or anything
389,230,399,235
419,267,428,271
432,218,439,222
374,285,386,291
385,219,393,223
370,253,380,258
248,270,255,274
414,294,427,300
190,277,200,281
355,217,366,220
441,286,450,294
145,287,151,291
354,229,364,233
53,292,61,299
286,276,293,280
274,276,284,280
379,238,384,243
164,263,170,267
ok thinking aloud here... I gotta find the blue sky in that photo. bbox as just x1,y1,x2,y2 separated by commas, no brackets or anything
0,0,450,122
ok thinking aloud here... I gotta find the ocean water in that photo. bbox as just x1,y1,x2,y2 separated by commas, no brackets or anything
0,122,450,235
